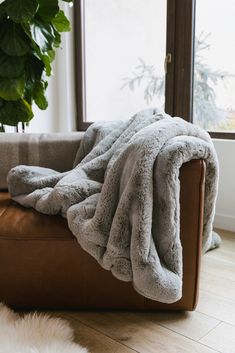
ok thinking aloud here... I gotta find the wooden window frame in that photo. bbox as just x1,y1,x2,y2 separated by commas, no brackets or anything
165,0,195,123
74,0,235,139
74,0,89,131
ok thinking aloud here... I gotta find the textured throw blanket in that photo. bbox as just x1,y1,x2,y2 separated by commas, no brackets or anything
7,109,220,303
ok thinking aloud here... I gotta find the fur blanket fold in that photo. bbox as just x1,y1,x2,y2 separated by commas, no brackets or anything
7,109,220,303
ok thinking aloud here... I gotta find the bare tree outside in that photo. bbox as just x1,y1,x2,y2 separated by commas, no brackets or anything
122,33,233,130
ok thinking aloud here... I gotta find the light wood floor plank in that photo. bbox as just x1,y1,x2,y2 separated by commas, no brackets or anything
206,229,235,264
205,247,235,265
197,290,235,325
201,255,235,282
67,312,218,353
200,272,235,301
200,322,235,353
135,311,220,341
55,312,138,353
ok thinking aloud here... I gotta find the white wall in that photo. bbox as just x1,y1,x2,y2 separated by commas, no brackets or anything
213,139,235,232
26,2,76,133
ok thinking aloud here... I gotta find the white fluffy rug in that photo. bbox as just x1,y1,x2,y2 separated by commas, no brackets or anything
0,303,88,353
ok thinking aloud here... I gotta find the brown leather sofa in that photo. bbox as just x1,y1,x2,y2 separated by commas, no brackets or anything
0,133,205,310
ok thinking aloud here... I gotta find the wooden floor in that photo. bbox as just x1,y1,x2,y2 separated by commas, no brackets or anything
55,229,235,353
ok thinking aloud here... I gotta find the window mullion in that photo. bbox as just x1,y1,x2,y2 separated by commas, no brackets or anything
165,0,176,117
171,0,196,122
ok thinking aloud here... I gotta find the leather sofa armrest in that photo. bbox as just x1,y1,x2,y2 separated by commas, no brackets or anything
0,132,84,190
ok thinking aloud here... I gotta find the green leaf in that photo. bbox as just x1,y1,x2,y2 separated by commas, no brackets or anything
0,4,6,21
33,44,55,76
0,49,25,78
33,81,48,110
0,99,33,125
38,0,59,21
41,54,52,75
24,80,34,105
0,76,25,100
24,55,45,103
25,54,45,81
31,47,52,76
53,30,61,48
52,10,71,32
0,20,30,56
47,49,55,61
30,19,56,52
5,0,39,23
22,24,50,76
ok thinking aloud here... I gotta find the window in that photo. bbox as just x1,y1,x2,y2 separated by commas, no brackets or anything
74,0,234,139
193,0,235,136
75,0,167,128
85,0,167,123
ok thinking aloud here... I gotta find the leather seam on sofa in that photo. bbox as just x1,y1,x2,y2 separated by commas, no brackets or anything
191,160,205,310
0,200,13,218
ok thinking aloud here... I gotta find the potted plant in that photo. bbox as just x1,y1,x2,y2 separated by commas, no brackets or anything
0,0,73,132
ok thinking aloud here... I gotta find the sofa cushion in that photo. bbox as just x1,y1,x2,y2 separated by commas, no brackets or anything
0,192,148,310
0,132,84,190
0,192,73,240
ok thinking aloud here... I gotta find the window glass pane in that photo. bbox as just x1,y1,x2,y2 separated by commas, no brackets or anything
193,0,235,132
84,0,167,122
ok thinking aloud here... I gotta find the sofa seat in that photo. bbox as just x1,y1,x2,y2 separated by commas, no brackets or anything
0,160,205,310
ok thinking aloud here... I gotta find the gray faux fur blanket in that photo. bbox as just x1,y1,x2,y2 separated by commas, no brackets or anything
7,109,220,303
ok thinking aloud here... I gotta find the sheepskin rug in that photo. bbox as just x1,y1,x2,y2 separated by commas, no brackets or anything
0,303,88,353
